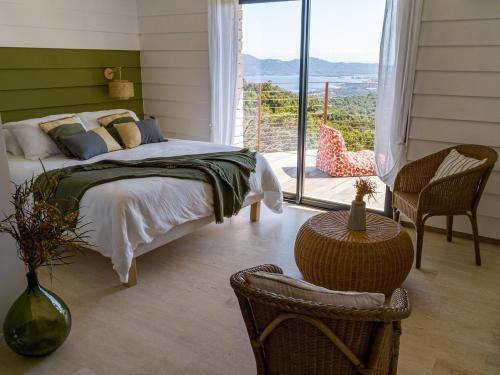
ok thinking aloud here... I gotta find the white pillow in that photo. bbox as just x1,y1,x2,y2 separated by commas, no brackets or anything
431,149,486,183
247,271,385,309
5,114,80,160
77,109,139,130
2,128,24,156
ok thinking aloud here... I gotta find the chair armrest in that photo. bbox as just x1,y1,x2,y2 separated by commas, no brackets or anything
394,149,450,193
388,288,410,315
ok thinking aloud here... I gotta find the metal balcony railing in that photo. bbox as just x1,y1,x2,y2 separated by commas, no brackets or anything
239,80,377,153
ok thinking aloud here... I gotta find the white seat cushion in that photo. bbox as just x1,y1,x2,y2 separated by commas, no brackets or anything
431,149,486,183
247,271,385,309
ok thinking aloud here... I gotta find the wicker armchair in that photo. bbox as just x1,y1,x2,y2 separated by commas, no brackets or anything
230,264,411,375
393,144,498,269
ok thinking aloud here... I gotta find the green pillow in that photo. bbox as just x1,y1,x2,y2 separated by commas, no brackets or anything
97,112,136,146
39,116,86,157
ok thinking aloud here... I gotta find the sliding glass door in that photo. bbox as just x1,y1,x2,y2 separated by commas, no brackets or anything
303,0,386,210
239,0,302,197
241,0,387,211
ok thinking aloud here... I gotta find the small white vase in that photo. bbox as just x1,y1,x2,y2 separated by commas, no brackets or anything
348,196,366,231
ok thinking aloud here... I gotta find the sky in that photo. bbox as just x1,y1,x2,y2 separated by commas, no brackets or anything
242,0,386,63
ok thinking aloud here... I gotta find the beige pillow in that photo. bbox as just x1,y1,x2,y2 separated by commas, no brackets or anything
113,122,142,149
97,111,137,146
92,127,122,152
78,109,139,130
247,271,385,309
97,111,136,127
431,149,486,182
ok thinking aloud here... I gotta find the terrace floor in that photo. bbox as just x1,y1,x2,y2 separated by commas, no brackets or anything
263,149,386,210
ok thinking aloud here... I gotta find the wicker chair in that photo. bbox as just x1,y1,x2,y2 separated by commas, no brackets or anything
393,144,498,269
230,264,411,375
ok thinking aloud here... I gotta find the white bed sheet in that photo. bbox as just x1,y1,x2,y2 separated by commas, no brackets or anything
7,139,283,282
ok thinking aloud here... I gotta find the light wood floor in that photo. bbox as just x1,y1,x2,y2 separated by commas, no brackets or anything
1,204,499,375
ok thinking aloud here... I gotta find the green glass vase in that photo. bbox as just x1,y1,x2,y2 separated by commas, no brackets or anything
3,271,71,357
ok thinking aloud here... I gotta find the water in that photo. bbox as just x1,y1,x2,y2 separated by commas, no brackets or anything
244,74,378,96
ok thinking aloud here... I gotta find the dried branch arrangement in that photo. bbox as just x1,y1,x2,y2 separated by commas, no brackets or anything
354,177,378,202
0,168,91,274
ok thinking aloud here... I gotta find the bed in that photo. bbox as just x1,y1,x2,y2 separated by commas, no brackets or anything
7,139,283,285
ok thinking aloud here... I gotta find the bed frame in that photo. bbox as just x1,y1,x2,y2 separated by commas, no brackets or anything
123,200,261,287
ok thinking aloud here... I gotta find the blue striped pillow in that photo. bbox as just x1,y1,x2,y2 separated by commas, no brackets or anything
60,127,122,160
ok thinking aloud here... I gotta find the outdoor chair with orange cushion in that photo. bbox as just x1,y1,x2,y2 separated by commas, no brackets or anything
316,124,375,177
392,144,498,269
231,264,411,375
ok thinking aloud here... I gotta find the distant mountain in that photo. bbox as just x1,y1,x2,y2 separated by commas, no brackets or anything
243,54,378,76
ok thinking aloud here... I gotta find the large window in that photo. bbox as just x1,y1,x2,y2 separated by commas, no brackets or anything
241,0,387,210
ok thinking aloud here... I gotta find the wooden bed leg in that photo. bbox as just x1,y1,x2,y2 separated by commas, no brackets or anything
123,258,138,287
250,201,261,222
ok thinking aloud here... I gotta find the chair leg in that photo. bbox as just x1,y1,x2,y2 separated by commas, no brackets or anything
446,215,453,242
469,213,481,266
416,223,425,269
393,209,400,223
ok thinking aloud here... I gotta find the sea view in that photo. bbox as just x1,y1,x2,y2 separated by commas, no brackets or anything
244,74,378,95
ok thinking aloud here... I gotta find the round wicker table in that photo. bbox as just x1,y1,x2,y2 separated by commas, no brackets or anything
294,211,414,296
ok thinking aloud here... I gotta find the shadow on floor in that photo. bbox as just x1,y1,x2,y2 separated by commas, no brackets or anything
282,166,331,179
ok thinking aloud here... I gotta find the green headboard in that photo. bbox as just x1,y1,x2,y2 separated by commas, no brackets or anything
0,47,143,123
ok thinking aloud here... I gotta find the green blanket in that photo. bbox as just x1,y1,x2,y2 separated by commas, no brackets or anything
35,149,257,224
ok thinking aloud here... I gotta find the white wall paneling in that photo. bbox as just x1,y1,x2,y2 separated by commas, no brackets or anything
0,0,139,50
144,99,210,121
409,118,500,146
414,71,500,98
412,95,500,123
137,0,210,140
417,46,500,72
142,84,209,103
137,0,207,16
141,68,210,87
421,0,500,21
419,19,500,46
140,51,209,69
408,0,500,240
140,33,208,51
138,14,207,34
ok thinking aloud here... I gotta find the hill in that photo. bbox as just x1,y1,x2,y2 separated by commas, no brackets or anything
243,54,378,76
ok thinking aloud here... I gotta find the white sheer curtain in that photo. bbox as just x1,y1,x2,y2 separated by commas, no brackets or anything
208,0,240,145
374,0,423,188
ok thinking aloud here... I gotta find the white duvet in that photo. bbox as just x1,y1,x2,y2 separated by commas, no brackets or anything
7,140,283,282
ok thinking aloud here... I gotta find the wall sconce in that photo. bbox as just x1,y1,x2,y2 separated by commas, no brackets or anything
104,67,134,100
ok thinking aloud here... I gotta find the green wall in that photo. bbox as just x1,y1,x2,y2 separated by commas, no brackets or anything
0,47,143,123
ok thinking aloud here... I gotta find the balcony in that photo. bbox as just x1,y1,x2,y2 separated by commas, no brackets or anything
239,80,386,210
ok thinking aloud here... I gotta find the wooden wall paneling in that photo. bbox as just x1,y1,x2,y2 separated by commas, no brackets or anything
0,47,143,123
